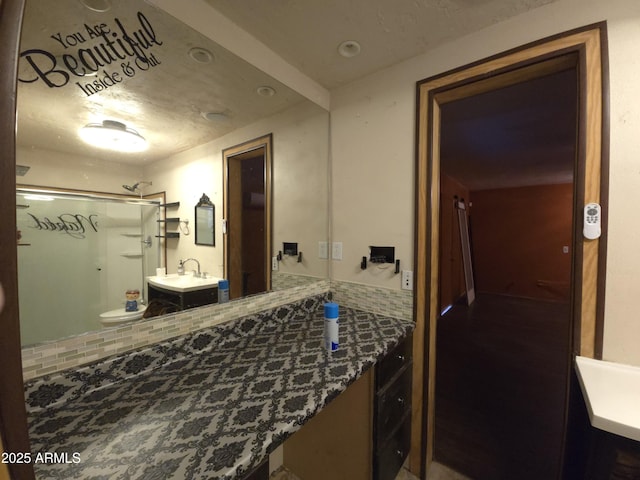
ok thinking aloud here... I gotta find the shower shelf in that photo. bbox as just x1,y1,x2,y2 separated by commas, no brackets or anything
160,202,180,208
156,232,180,239
121,252,143,258
158,218,180,223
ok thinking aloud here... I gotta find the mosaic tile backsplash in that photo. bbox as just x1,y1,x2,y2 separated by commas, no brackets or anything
331,279,413,321
21,279,413,381
21,280,330,381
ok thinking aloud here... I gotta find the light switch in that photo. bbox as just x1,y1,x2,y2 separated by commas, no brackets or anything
563,246,569,254
332,242,343,260
318,241,328,259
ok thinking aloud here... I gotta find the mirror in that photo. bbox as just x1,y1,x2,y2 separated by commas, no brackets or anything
15,0,329,347
195,193,215,246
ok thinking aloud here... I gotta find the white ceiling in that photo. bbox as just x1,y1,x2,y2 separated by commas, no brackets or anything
17,0,306,165
206,0,557,89
17,0,571,187
204,0,576,189
440,68,577,190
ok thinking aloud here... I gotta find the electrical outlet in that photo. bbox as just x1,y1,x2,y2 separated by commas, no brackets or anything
272,256,279,271
318,241,328,259
401,270,413,290
332,242,343,260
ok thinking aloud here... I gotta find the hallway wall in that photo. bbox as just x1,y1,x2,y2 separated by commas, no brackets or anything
471,183,573,302
330,0,640,366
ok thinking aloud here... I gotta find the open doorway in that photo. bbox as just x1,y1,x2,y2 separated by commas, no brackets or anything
434,65,577,479
223,134,273,299
412,25,608,480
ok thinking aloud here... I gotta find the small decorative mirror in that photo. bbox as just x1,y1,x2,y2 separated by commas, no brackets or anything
195,193,215,246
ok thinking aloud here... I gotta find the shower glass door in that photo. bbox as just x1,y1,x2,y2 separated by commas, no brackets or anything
16,190,160,346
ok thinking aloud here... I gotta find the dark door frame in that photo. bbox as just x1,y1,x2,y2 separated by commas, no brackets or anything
222,134,273,298
412,24,609,478
0,0,36,479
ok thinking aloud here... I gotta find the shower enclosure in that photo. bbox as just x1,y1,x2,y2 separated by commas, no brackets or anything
16,188,161,346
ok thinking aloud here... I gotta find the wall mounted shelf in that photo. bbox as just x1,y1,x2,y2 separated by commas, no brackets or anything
159,202,181,241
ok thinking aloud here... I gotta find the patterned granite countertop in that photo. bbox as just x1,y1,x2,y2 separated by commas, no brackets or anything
26,296,414,480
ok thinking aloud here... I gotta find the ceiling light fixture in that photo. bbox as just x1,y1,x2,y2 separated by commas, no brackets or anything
79,120,148,153
201,111,229,122
338,40,361,58
256,86,276,97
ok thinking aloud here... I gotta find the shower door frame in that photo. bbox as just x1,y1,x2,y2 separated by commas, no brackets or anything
16,186,165,343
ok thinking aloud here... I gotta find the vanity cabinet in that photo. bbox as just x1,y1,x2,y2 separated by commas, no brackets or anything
585,430,640,479
282,333,413,480
374,334,413,480
243,460,269,480
283,368,374,480
147,284,218,310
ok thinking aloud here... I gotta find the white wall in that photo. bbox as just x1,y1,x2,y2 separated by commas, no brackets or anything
330,0,640,366
144,99,329,280
16,146,143,193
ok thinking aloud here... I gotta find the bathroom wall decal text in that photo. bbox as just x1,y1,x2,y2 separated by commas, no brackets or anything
27,213,99,239
18,11,163,97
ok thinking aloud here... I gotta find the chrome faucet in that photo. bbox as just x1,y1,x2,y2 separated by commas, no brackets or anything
180,258,201,277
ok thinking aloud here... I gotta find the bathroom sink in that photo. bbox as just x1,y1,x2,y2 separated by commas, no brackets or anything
146,273,222,293
575,356,640,441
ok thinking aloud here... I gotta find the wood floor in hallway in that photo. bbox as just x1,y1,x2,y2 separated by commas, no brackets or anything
434,294,571,480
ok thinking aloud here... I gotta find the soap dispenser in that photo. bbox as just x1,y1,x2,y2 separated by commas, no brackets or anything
177,260,185,275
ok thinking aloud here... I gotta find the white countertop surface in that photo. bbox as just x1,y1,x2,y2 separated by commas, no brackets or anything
575,356,640,442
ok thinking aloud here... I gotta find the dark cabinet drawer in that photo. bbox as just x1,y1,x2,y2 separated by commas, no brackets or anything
243,460,268,480
373,333,413,480
148,284,218,311
375,363,412,447
374,414,411,480
377,335,413,387
183,287,218,309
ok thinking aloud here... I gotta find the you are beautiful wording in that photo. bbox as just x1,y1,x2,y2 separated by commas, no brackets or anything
19,12,163,97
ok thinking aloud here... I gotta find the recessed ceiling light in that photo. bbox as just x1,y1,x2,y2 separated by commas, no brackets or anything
338,40,361,58
79,120,147,153
80,0,112,12
256,86,276,97
188,47,214,64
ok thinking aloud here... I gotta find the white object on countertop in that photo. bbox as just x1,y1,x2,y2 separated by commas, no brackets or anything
324,302,339,352
156,267,166,276
575,355,640,441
